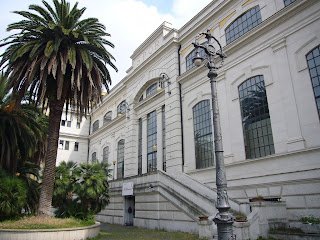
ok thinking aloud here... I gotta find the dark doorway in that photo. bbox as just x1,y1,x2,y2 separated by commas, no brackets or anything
124,196,135,226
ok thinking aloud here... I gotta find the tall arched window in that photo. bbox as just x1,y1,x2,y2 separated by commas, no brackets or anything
92,152,97,163
239,75,274,159
193,100,214,169
147,110,157,172
146,83,158,97
117,139,125,179
103,111,112,125
103,146,109,164
92,120,99,133
225,6,262,44
306,45,320,119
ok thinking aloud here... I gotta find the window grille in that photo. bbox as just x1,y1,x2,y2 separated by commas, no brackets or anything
306,45,320,119
225,6,262,44
147,111,157,172
238,75,275,159
117,139,125,178
193,100,214,169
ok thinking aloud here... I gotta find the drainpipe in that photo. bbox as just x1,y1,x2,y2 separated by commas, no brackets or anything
178,44,185,172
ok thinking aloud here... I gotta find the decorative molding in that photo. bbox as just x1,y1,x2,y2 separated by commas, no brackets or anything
242,0,256,7
295,36,319,72
271,38,287,53
220,10,237,29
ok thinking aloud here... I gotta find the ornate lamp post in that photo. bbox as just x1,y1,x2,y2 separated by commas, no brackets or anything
192,30,234,240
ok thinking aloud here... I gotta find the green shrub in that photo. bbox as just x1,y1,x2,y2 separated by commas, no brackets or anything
0,176,27,221
301,215,320,224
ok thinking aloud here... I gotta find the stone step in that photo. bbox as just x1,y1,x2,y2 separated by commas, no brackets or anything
269,232,320,240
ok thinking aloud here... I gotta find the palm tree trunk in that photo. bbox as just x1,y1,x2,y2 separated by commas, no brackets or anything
38,99,64,217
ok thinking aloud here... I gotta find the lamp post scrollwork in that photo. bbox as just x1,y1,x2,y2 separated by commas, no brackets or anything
192,29,234,240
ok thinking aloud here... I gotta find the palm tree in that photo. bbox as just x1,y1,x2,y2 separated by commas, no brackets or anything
0,0,117,216
0,75,48,174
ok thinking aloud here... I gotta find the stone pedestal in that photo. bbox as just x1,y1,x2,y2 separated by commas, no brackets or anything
198,220,214,239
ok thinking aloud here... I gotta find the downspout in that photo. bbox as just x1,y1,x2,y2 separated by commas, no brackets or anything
87,116,91,163
178,44,185,172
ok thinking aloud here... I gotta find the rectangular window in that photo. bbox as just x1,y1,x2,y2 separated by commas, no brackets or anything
76,122,80,129
162,106,166,172
61,120,66,126
117,140,125,179
59,140,64,149
67,121,71,127
74,142,79,151
65,141,69,150
138,118,142,175
147,110,157,172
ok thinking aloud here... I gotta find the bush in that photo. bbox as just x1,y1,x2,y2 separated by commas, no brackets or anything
0,175,27,221
53,161,111,220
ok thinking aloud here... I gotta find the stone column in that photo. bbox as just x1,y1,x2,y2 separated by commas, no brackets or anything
156,106,163,171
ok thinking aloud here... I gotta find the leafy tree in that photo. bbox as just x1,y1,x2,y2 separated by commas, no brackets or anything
74,162,111,215
53,161,111,220
0,0,117,216
0,167,28,221
52,160,78,207
0,75,49,174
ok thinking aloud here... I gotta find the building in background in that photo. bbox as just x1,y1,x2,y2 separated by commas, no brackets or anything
58,0,320,239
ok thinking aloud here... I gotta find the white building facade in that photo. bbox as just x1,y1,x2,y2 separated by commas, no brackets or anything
58,0,320,238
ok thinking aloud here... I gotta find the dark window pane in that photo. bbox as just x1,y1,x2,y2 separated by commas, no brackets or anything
239,75,275,159
225,6,262,44
92,120,99,133
307,45,320,117
284,0,296,7
117,140,125,179
147,110,157,172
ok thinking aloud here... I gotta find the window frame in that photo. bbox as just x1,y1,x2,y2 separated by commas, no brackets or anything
103,111,112,125
92,120,99,133
147,110,157,173
117,139,125,179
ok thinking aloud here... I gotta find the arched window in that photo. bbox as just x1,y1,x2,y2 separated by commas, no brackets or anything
225,6,262,44
147,110,157,172
239,75,274,159
92,152,97,163
193,100,214,169
186,42,207,71
117,139,125,179
284,0,296,7
146,83,158,97
92,120,99,133
306,45,320,119
103,146,109,164
117,101,127,116
103,111,112,125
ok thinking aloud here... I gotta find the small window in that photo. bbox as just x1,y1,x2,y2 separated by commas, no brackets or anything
103,111,112,125
76,122,80,129
92,120,99,133
67,121,71,127
74,142,79,151
65,141,69,150
146,83,158,97
225,6,262,44
92,152,97,163
59,140,64,149
103,146,109,163
61,120,66,126
284,0,296,7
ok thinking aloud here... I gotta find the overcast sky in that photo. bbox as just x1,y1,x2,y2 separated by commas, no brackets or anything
0,0,212,88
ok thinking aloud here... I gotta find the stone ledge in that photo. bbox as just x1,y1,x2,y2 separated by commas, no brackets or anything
0,222,100,240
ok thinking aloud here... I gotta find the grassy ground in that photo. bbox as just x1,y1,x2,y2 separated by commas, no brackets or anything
98,224,205,240
0,216,95,229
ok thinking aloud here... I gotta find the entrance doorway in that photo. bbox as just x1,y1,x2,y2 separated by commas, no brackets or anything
124,196,135,226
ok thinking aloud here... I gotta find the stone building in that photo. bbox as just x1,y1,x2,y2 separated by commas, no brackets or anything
57,0,320,238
